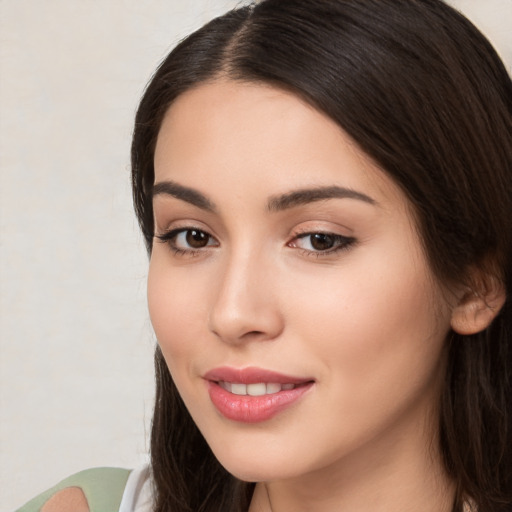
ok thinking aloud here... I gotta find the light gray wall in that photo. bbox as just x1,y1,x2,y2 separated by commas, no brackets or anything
1,1,510,510
0,1,238,509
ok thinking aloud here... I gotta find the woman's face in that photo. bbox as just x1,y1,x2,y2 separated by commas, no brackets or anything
149,81,453,484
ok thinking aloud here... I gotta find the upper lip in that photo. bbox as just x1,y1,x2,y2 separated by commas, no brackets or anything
203,366,314,385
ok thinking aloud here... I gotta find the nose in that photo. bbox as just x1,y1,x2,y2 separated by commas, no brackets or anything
208,250,284,345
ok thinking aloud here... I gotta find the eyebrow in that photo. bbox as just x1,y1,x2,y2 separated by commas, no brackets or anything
152,181,216,212
152,181,376,213
267,186,377,211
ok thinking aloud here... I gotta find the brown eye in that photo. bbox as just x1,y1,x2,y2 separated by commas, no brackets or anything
291,232,355,254
155,227,218,253
185,229,211,248
309,233,336,251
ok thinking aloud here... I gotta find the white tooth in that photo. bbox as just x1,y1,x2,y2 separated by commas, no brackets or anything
247,383,267,396
282,383,295,390
220,381,232,393
266,383,282,394
231,383,247,395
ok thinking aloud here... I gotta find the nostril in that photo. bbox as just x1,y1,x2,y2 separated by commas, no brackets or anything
241,330,268,340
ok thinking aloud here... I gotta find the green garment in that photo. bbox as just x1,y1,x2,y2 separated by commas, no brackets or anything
16,467,131,512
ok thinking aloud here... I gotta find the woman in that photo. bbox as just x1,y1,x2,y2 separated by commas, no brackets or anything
18,0,511,511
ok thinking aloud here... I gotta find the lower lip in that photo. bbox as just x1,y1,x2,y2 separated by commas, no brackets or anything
207,381,313,423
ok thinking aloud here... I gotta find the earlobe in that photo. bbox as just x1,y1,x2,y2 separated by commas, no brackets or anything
450,275,506,335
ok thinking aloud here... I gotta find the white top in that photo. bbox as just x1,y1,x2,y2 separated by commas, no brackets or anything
119,465,153,512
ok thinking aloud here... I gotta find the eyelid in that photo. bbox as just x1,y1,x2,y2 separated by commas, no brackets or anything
154,216,217,240
287,229,356,256
155,226,219,256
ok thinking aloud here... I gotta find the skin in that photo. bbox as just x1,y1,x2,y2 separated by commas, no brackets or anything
148,81,456,511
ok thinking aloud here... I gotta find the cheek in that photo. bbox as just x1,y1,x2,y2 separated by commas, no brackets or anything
147,255,206,369
292,258,439,342
288,247,450,400
281,264,450,462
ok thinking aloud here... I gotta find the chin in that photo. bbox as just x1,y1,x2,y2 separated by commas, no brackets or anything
220,460,289,483
208,441,308,483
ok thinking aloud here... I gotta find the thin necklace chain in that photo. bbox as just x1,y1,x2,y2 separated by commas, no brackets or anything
264,483,274,512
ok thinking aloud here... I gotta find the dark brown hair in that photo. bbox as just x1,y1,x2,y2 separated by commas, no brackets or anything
131,1,512,511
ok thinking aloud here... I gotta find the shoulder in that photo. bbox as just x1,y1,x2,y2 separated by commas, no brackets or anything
16,467,132,512
38,487,89,512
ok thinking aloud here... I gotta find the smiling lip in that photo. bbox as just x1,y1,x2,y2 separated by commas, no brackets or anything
204,366,314,423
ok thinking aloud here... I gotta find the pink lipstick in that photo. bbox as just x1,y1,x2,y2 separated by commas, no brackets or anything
204,367,314,423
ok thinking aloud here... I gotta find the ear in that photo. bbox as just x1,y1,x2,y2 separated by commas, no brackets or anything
450,271,506,335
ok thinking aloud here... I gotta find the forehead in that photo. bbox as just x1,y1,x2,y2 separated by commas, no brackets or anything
153,80,405,210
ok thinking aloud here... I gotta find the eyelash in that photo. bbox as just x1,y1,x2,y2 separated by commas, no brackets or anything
155,227,218,257
290,231,356,257
155,227,356,258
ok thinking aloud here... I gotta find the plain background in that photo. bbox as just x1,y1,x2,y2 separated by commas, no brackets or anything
0,1,510,510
